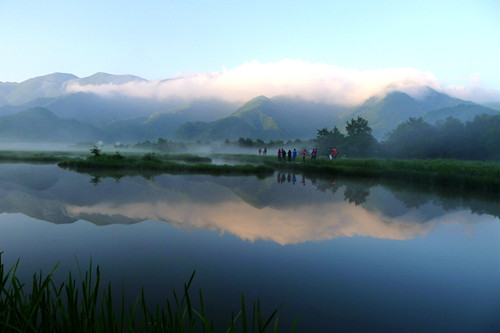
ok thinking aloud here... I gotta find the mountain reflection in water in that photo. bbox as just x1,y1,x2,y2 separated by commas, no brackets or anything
0,164,499,332
0,164,496,245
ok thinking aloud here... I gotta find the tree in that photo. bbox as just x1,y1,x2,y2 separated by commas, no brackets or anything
381,117,436,158
90,145,102,157
434,117,466,158
346,116,371,136
465,114,500,160
314,126,345,157
344,117,377,157
238,137,254,147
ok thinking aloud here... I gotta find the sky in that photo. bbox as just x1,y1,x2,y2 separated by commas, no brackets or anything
1,0,499,104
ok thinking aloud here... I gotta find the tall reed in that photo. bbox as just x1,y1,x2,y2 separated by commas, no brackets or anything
0,253,298,332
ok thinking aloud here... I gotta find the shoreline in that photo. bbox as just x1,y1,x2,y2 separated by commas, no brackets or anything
0,150,498,192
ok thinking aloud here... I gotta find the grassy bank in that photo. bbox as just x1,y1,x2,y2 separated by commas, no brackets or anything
57,153,274,178
0,150,76,163
1,150,499,192
0,254,298,332
213,153,500,192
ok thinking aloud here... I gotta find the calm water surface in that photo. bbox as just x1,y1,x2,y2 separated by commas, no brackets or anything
0,164,498,332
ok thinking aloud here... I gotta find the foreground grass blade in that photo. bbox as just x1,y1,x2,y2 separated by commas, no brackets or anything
0,255,297,332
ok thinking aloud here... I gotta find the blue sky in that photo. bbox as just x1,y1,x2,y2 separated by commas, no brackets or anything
1,0,499,102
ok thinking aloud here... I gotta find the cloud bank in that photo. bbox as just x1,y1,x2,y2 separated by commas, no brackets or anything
65,60,500,105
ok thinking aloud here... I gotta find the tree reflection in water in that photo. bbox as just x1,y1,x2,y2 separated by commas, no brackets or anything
343,184,370,206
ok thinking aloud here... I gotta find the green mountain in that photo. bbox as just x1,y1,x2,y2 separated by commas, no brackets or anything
174,96,275,141
340,91,424,138
104,99,238,142
174,118,256,141
1,72,499,144
0,107,104,143
44,92,181,126
423,104,500,124
337,87,474,138
414,87,472,110
106,112,196,142
173,96,345,141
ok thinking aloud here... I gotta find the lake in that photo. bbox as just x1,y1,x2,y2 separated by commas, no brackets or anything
0,163,499,332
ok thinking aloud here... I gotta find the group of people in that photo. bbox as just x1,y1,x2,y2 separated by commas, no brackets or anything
277,148,298,162
273,147,338,162
259,147,339,161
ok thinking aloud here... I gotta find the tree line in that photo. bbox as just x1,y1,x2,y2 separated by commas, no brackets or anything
129,112,500,161
315,113,500,160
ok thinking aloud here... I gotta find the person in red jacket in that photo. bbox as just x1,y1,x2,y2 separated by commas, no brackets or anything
301,149,307,162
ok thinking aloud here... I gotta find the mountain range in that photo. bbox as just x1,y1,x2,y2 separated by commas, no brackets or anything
0,72,499,144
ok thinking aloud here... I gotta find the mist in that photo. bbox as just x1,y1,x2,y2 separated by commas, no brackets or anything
64,60,499,106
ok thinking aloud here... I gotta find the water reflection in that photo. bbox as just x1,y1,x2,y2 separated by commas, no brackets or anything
0,164,497,245
1,164,498,332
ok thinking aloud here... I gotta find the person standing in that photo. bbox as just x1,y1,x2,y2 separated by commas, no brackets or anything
278,149,281,161
287,149,292,162
292,149,297,162
301,149,307,162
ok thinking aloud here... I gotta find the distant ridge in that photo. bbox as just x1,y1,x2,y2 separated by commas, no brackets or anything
336,87,481,138
69,72,147,86
0,107,104,142
1,72,147,106
173,95,344,141
4,73,77,105
423,104,499,124
0,72,498,143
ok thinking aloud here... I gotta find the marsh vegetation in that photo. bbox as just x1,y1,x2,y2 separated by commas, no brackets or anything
0,254,297,332
0,148,499,193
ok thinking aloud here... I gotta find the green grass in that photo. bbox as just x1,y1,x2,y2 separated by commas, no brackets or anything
0,150,77,163
0,151,212,165
58,154,274,178
0,150,499,192
0,253,299,332
249,156,500,193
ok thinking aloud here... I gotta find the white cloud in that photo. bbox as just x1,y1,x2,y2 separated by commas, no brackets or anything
65,60,499,105
443,73,500,103
445,85,500,104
